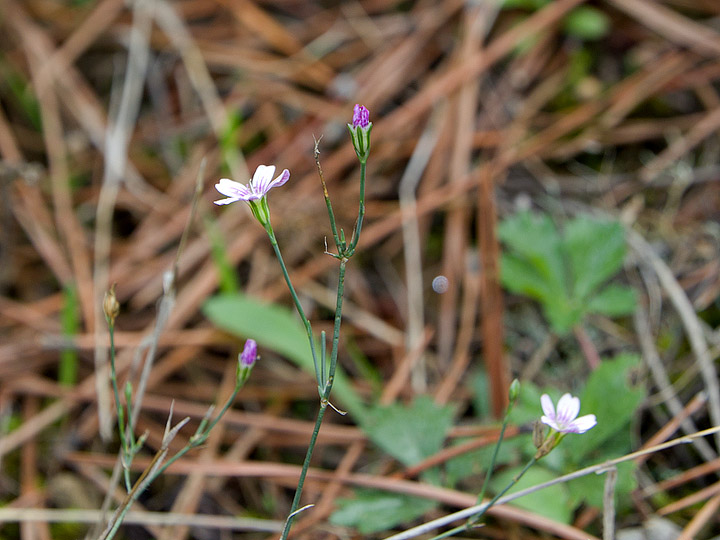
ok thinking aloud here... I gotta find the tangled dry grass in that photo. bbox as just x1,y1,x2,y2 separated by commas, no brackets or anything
1,0,719,538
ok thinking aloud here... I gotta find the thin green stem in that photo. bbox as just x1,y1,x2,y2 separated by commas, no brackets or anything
280,401,329,540
324,260,346,394
108,323,132,492
276,143,365,539
348,160,366,254
123,382,136,450
155,383,242,479
314,138,342,251
101,381,243,540
425,456,538,540
280,260,346,540
477,413,512,505
265,223,318,366
468,456,537,525
101,447,166,540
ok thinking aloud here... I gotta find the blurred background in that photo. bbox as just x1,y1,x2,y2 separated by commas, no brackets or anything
1,0,719,539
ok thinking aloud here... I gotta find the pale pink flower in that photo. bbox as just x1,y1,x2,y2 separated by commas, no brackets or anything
214,165,290,206
541,393,597,434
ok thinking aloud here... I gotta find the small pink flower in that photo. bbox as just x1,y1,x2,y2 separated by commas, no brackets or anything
214,165,289,206
541,393,597,434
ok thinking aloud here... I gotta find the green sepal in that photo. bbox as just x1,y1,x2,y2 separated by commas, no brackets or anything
347,122,372,163
247,197,271,227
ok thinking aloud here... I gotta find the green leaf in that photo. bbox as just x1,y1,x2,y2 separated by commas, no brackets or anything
500,213,581,334
499,212,567,299
563,354,645,461
490,466,572,523
363,396,455,466
203,294,366,419
500,254,557,304
331,489,436,534
500,211,635,335
544,295,584,335
587,284,636,316
563,217,626,301
563,7,610,41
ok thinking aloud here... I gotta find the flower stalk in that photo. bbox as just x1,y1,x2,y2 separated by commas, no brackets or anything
214,106,371,539
424,388,597,540
102,291,256,540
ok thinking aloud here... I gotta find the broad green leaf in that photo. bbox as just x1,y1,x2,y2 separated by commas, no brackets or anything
499,212,567,298
563,6,610,41
490,466,572,523
500,254,556,304
501,251,580,335
203,294,366,419
363,396,455,466
500,211,635,335
587,284,636,316
544,294,584,335
564,354,645,460
563,217,626,301
331,489,436,534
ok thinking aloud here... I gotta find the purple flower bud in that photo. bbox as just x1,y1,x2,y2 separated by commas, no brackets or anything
240,339,258,367
352,104,370,128
348,105,372,162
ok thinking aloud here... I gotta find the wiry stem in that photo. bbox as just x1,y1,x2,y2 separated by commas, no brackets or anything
107,323,132,492
277,137,363,538
348,160,366,255
264,223,319,367
279,259,347,540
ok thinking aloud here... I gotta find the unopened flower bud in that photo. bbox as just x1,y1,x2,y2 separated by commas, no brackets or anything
353,104,369,128
237,339,258,385
240,339,257,367
347,104,372,163
103,284,120,326
532,420,544,449
509,379,520,404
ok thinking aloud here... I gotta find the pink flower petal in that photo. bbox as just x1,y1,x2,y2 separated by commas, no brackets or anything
557,394,580,422
540,393,596,435
215,178,251,199
268,168,290,190
214,164,289,210
541,394,555,418
214,197,240,206
572,414,597,433
252,165,276,195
